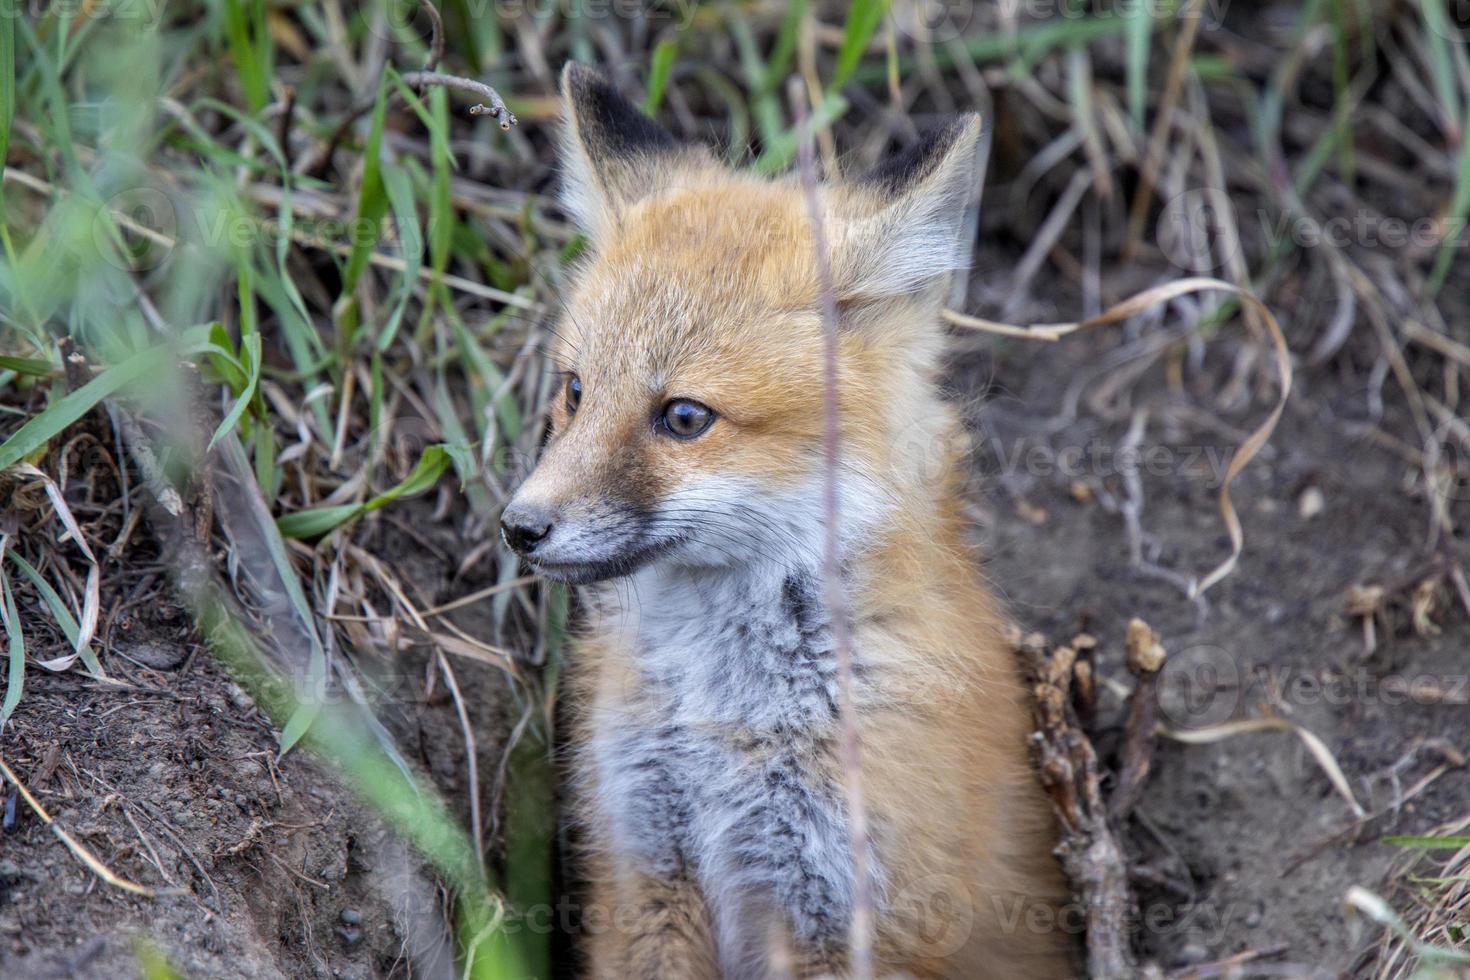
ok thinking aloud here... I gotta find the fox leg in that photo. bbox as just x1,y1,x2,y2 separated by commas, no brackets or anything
582,869,718,980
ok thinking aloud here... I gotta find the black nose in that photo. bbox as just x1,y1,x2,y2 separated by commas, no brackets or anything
501,504,552,555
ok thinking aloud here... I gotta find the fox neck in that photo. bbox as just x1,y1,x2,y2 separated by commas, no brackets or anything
601,477,924,733
605,555,839,739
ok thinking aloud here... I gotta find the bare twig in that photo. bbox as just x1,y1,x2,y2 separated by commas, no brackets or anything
1014,631,1138,979
789,75,873,980
417,0,444,73
1110,619,1165,820
400,72,517,129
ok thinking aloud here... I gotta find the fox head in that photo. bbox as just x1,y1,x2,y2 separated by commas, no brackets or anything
500,63,981,584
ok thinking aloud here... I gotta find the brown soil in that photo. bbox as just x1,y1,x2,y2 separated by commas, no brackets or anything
0,507,520,980
3,272,1467,980
956,247,1470,975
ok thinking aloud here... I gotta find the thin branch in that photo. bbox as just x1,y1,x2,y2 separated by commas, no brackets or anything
302,0,515,180
788,75,874,980
400,72,517,130
417,0,445,73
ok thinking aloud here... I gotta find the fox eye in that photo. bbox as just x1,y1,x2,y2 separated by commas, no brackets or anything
565,374,582,415
659,399,715,439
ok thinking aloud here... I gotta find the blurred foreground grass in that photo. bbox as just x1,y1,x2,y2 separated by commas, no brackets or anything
3,0,1470,974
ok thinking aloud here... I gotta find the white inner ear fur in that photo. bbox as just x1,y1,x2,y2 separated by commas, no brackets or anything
557,130,604,237
557,109,626,240
828,124,981,301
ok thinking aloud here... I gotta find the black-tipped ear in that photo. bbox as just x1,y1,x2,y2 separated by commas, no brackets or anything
858,118,976,196
563,62,675,161
559,63,686,236
831,114,982,301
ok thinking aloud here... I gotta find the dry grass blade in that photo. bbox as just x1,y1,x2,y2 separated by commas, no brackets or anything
1349,884,1470,974
1160,717,1365,819
1123,0,1206,259
0,755,159,897
1369,812,1470,979
946,276,1293,599
1,168,540,310
419,575,537,618
790,75,873,980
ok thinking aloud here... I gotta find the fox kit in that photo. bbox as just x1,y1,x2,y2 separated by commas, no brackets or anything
501,63,1074,979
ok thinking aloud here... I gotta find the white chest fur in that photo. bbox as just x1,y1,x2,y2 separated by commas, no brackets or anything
588,564,861,974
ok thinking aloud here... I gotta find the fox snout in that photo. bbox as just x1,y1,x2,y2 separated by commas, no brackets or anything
499,501,553,555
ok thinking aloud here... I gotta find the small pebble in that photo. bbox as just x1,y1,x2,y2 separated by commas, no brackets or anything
127,641,187,670
1298,485,1325,519
1178,943,1209,965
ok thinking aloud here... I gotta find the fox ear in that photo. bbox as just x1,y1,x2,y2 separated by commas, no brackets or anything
559,62,686,237
830,116,982,302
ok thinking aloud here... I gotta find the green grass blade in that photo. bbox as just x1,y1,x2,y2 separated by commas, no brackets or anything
728,9,784,147
1384,835,1470,849
222,0,273,113
1125,0,1152,129
278,701,321,756
1,566,24,726
364,445,451,507
0,345,164,471
1430,95,1470,294
0,2,15,224
276,445,452,539
755,93,849,174
763,0,808,95
0,355,55,378
207,331,261,450
832,0,888,92
337,72,392,349
374,163,422,350
426,88,454,282
1418,0,1463,136
643,39,677,115
5,552,103,676
851,15,1130,84
275,503,362,540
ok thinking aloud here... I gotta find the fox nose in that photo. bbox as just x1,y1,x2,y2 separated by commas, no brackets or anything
501,503,553,555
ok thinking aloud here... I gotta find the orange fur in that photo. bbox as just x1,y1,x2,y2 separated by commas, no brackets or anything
508,65,1076,979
